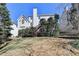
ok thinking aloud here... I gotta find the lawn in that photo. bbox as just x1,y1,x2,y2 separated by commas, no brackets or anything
0,37,79,56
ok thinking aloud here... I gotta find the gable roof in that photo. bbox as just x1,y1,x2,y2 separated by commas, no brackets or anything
17,14,54,22
17,15,30,22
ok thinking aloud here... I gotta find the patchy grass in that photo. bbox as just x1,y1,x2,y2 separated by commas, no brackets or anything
0,37,44,55
0,37,79,56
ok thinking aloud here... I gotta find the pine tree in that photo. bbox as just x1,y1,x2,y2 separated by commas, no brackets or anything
0,3,11,43
47,17,55,36
38,18,47,36
53,14,60,37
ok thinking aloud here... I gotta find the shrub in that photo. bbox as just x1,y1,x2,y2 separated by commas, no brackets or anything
18,27,36,37
70,40,79,49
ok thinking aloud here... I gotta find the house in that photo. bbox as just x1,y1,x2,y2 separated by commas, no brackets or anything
18,8,54,30
10,8,54,37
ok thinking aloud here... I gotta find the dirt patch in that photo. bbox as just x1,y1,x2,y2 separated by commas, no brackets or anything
30,39,75,56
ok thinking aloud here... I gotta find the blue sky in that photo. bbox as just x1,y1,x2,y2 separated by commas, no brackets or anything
6,3,71,23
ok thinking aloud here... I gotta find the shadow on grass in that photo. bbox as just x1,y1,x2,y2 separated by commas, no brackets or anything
0,38,12,49
0,43,9,49
0,39,13,55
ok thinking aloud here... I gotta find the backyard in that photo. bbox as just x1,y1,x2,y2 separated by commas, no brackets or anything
0,37,79,56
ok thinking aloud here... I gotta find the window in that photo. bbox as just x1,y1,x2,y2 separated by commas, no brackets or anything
22,19,24,24
20,26,25,28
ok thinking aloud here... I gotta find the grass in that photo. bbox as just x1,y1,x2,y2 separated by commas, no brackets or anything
0,37,46,55
70,40,79,49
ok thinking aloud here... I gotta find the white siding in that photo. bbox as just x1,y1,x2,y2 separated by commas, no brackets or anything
18,15,31,30
39,15,54,21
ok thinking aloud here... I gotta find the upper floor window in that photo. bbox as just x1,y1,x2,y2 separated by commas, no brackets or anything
22,19,24,24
